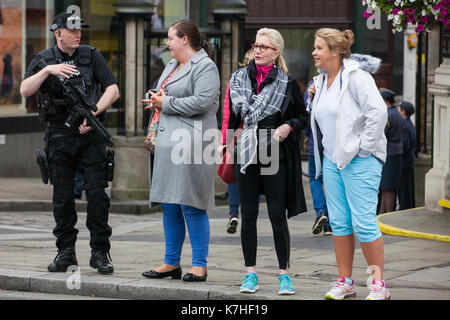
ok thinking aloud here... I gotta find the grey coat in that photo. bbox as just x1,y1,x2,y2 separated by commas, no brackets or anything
149,49,220,210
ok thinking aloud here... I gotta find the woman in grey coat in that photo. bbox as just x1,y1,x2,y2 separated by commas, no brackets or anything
141,19,220,282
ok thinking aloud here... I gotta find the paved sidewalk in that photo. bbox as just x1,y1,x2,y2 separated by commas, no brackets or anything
0,177,449,300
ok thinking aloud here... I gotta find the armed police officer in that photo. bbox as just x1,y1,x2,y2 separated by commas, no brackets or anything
20,12,119,274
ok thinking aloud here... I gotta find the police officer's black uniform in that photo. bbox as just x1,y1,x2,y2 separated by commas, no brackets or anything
23,13,118,274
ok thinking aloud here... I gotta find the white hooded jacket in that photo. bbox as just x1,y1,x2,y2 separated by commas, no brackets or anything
308,54,387,178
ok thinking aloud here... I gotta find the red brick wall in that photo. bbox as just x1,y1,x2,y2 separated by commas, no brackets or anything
209,0,353,28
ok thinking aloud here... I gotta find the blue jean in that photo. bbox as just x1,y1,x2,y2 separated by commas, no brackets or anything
161,203,210,267
308,156,330,227
74,171,84,196
228,184,240,215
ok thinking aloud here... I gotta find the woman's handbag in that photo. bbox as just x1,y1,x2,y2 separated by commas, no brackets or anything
217,122,243,184
145,109,160,154
217,143,236,184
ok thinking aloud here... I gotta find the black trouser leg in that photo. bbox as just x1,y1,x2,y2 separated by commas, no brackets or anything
48,133,79,250
52,182,78,250
398,167,415,210
80,136,112,252
85,187,111,251
262,160,290,270
235,160,290,270
235,163,260,267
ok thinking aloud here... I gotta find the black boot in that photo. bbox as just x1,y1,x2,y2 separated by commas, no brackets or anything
90,250,114,274
48,247,78,272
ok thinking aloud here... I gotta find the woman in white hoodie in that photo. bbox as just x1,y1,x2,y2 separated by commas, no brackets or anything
308,28,390,300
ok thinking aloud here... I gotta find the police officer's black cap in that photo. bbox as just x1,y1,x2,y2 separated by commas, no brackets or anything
50,12,89,32
399,101,415,116
380,88,396,100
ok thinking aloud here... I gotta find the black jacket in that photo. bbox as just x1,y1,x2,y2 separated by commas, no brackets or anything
224,60,309,218
385,106,404,156
401,118,416,168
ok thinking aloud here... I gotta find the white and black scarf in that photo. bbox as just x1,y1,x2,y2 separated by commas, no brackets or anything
229,64,289,174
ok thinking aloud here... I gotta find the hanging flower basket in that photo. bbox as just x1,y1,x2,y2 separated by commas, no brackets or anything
361,0,450,34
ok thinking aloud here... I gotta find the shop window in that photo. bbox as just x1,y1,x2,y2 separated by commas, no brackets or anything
279,29,318,93
0,0,24,114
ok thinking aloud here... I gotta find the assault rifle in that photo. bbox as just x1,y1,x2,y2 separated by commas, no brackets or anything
35,59,114,147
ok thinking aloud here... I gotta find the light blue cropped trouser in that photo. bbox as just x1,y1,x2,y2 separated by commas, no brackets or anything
322,155,382,243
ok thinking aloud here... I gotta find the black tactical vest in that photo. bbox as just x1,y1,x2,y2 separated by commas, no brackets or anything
36,45,102,123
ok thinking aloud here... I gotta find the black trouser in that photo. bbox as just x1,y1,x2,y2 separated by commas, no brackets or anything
234,159,290,270
398,167,415,210
46,126,111,251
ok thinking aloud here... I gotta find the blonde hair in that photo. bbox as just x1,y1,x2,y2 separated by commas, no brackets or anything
238,48,254,68
255,28,288,73
315,28,355,60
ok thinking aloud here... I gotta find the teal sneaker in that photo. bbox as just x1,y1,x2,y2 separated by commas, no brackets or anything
240,273,259,293
278,274,295,295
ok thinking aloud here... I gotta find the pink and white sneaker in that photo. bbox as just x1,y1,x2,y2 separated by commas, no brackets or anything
365,279,391,300
324,276,356,300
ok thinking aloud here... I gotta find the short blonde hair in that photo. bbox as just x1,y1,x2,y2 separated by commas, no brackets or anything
315,28,355,60
255,28,288,73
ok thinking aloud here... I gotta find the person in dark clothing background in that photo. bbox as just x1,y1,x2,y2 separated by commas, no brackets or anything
397,101,416,210
20,12,119,274
304,80,331,236
1,53,13,95
378,89,404,214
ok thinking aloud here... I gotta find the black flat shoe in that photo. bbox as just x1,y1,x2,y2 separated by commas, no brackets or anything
182,271,207,282
142,266,182,279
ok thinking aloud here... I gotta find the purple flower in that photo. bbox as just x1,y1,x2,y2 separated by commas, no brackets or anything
393,8,400,15
363,10,373,18
416,24,425,33
407,8,415,15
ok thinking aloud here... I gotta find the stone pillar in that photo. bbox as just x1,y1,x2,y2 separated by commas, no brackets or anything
110,136,150,200
124,18,145,136
425,26,441,150
112,1,156,200
425,58,450,213
415,27,441,206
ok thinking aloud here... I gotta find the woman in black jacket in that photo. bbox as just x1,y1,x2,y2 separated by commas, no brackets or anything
222,27,308,295
378,89,404,214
